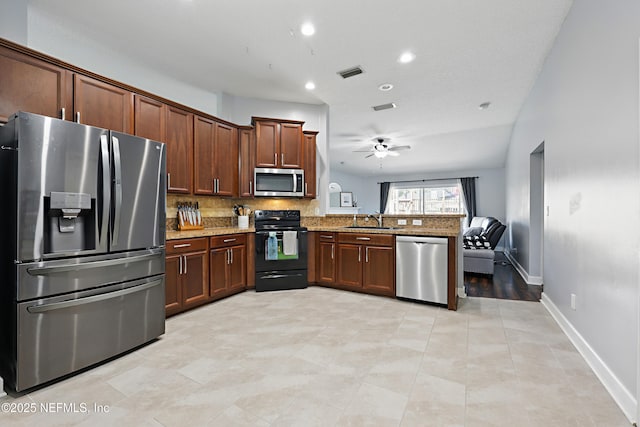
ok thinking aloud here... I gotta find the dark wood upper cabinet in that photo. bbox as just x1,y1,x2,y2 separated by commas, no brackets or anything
134,95,165,141
239,127,255,197
253,118,304,169
303,131,318,198
255,120,279,167
214,122,239,196
165,105,194,194
0,45,72,123
193,115,216,195
280,122,303,168
194,116,238,197
73,74,133,133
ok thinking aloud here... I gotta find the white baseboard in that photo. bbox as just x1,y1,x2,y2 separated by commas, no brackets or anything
541,293,637,423
503,251,543,285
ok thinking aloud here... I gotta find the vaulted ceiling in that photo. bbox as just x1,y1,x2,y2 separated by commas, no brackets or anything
27,0,573,176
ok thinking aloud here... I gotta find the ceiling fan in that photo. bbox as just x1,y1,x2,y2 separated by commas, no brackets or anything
353,137,411,159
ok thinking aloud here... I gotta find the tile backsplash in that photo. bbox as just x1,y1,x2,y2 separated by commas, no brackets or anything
166,194,319,230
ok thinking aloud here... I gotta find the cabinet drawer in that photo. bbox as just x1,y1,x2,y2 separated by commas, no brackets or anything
167,238,208,254
210,234,247,248
338,233,394,246
318,233,336,241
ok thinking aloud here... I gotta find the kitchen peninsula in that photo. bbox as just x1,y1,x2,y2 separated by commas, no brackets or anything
165,213,464,314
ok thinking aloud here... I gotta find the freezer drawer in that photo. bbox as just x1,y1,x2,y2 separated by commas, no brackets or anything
12,276,165,392
17,248,165,300
396,236,448,305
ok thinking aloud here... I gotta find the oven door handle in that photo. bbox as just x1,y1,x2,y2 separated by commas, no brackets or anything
26,279,162,313
259,273,304,280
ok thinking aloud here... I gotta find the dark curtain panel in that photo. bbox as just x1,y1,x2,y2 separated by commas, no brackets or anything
460,177,476,227
379,182,391,213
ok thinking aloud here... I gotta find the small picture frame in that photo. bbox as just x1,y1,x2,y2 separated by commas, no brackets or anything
340,192,353,207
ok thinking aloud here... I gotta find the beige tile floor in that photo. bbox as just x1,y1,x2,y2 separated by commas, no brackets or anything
0,287,631,426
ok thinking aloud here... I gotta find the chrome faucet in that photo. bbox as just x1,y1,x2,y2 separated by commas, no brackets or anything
367,212,383,227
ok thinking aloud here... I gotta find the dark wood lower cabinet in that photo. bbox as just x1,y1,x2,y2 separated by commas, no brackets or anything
331,233,395,297
209,234,247,301
165,238,209,317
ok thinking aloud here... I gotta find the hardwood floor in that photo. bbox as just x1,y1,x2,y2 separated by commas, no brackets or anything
464,252,542,301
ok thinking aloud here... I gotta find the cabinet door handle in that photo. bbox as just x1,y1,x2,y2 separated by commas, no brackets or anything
365,247,369,263
305,182,308,194
173,243,191,249
274,153,277,166
178,255,183,275
230,248,233,264
61,108,65,120
223,238,236,243
358,247,361,262
281,153,284,165
331,244,334,260
183,255,187,274
356,237,371,241
249,181,253,195
320,235,333,239
167,173,171,190
75,111,81,123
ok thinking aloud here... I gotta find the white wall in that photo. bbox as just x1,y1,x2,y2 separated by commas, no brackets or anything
0,0,27,44
505,0,639,419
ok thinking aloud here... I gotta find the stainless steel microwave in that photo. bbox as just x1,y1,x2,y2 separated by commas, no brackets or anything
254,168,304,197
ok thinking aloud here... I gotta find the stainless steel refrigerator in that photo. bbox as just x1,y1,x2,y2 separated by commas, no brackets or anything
0,112,166,392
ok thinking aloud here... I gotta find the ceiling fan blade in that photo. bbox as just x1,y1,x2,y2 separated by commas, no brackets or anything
353,148,374,153
388,145,411,151
364,153,375,159
387,151,400,156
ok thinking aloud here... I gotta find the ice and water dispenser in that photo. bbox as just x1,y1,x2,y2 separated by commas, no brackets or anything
44,191,96,254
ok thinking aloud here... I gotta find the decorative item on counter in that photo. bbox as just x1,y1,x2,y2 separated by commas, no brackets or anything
234,204,251,229
177,201,204,231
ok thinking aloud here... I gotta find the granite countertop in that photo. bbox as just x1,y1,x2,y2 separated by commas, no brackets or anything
305,226,458,237
167,225,457,240
166,227,255,240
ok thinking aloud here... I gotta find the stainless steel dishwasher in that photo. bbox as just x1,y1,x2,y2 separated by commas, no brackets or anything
396,235,448,305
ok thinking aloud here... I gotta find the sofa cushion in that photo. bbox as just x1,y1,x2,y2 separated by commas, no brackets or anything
463,227,484,237
463,235,492,249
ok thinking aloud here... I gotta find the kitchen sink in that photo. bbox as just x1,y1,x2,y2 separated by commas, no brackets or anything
343,226,401,230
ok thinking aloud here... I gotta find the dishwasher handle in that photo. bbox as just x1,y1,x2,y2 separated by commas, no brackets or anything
396,235,448,245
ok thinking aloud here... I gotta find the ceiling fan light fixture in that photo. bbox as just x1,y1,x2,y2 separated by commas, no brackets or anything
374,150,387,158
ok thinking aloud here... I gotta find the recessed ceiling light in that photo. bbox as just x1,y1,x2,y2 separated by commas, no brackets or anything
478,102,491,110
378,83,394,91
305,81,316,90
301,22,315,36
398,51,416,64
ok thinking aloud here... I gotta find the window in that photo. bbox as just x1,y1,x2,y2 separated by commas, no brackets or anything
385,181,465,215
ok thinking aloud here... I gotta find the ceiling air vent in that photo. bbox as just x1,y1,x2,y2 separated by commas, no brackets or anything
337,66,364,79
372,102,397,112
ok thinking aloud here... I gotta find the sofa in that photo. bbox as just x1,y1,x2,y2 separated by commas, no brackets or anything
463,216,506,275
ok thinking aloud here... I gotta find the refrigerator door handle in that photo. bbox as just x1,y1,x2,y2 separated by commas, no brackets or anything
26,280,162,313
99,135,111,246
112,135,123,244
27,251,164,275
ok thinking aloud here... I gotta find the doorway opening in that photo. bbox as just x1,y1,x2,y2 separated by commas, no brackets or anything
529,142,545,287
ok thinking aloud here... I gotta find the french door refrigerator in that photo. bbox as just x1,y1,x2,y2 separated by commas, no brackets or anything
0,112,166,392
